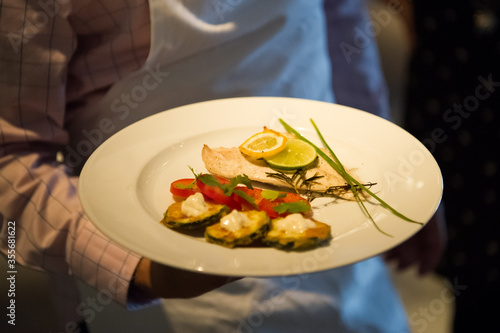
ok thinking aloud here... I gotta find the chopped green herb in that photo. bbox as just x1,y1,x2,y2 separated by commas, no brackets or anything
197,173,219,187
229,174,254,191
274,201,311,215
233,189,258,208
190,167,253,197
175,180,195,189
261,189,287,201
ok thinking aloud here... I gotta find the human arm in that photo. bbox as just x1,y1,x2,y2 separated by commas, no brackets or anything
132,258,240,299
0,0,234,313
0,0,150,309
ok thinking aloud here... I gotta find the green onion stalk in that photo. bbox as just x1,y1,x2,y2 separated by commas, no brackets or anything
279,118,424,237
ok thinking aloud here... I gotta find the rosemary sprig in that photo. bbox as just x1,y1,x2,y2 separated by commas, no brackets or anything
265,169,323,195
325,182,377,193
279,118,423,237
266,169,375,201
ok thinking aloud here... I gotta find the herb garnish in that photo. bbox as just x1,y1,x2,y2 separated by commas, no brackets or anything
279,118,424,237
174,180,196,189
233,189,258,208
266,169,377,201
261,189,309,215
189,167,309,214
265,169,323,195
318,182,378,201
190,166,253,196
261,189,287,201
274,201,311,215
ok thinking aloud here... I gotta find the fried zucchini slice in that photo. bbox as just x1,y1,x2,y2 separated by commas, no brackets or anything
205,210,270,248
161,201,229,230
264,214,332,250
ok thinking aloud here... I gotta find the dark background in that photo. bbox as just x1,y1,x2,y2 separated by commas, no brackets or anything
406,1,500,331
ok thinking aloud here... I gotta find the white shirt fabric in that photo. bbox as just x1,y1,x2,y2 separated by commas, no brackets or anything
70,0,409,332
66,0,335,154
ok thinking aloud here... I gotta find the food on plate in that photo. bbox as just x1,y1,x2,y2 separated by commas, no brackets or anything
194,174,244,210
264,213,332,250
202,145,348,194
169,178,200,198
168,173,312,218
232,186,311,219
161,192,229,230
161,172,325,250
161,118,423,251
158,125,353,248
238,128,288,158
205,210,270,248
263,138,317,170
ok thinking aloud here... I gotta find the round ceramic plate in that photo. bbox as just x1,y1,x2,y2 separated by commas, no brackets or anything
79,97,443,277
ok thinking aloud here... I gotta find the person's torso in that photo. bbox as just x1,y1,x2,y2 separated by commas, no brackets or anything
64,0,333,171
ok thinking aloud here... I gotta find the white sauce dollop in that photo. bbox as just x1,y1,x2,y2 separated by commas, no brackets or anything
220,210,251,232
181,192,209,217
275,213,316,234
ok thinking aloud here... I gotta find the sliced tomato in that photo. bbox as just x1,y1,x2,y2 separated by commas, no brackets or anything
233,187,310,219
196,175,242,210
170,178,200,198
279,192,309,204
261,192,311,219
233,186,261,211
171,174,310,217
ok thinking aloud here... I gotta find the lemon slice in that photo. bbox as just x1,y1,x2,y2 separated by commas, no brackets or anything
264,139,317,170
239,130,288,158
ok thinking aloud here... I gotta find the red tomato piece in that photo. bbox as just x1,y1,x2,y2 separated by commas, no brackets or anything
170,178,200,198
280,192,309,204
233,186,262,211
267,192,311,219
171,174,310,217
196,176,242,210
232,187,310,219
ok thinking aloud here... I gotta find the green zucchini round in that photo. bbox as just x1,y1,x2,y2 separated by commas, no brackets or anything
205,210,270,248
161,201,229,230
263,217,332,251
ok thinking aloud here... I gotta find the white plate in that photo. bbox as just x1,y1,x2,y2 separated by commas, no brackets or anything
79,97,442,277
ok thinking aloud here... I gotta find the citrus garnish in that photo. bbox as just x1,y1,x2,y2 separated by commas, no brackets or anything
264,138,317,170
239,129,288,158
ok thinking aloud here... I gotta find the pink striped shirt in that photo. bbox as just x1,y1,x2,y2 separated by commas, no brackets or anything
0,0,152,323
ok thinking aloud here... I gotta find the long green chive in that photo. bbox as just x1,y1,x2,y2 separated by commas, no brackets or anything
309,120,423,225
279,118,423,237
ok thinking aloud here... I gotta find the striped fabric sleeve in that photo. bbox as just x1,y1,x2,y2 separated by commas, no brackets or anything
0,0,152,313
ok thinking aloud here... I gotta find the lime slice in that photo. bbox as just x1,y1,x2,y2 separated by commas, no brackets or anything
264,139,317,170
239,130,288,158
